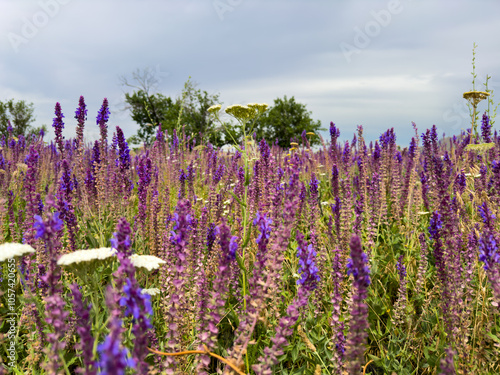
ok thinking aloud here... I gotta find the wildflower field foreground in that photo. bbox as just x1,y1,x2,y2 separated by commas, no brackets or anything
1,97,500,375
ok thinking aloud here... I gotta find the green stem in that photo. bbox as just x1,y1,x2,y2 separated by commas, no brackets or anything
59,351,72,375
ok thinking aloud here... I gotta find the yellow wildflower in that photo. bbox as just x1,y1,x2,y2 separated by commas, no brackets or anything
207,104,222,115
225,104,254,120
463,91,490,106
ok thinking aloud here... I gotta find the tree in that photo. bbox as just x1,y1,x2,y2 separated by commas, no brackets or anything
0,99,37,139
253,96,323,148
124,90,179,145
121,71,224,146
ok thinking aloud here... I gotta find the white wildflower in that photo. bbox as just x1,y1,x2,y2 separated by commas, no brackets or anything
57,247,117,266
320,201,329,206
141,288,161,296
129,254,166,272
0,243,35,262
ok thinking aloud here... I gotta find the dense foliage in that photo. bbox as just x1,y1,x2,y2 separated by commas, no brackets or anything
252,96,323,148
0,99,45,141
1,96,500,375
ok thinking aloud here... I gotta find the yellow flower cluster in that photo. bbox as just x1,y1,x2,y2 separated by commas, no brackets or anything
463,91,490,107
464,142,495,153
225,103,269,121
207,104,222,115
247,102,269,114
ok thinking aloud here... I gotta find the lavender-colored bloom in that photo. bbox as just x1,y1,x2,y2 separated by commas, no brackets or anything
23,145,39,246
396,255,406,278
253,212,272,247
156,124,164,142
213,163,225,184
164,199,192,372
216,222,238,262
178,168,187,199
70,284,97,375
439,347,456,375
295,232,320,289
455,171,466,195
116,126,131,170
481,112,492,143
409,137,417,159
97,315,135,375
330,121,340,139
170,210,192,248
478,202,496,226
429,212,443,241
111,217,133,259
345,235,370,374
34,212,64,242
34,206,68,373
52,102,65,155
394,150,402,163
342,141,350,166
97,98,110,150
346,239,371,288
330,249,345,373
201,221,237,366
75,95,87,149
120,278,153,321
259,138,271,165
479,234,499,270
91,140,101,170
171,128,179,150
58,159,78,251
309,172,318,196
373,141,381,161
136,155,152,233
206,222,217,252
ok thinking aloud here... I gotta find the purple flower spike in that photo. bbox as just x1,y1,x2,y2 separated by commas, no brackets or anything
34,212,63,242
97,98,110,150
70,284,97,375
52,102,65,155
120,278,153,322
479,234,499,270
296,232,320,289
97,322,136,375
345,235,370,374
110,217,133,259
75,96,87,148
481,112,492,143
346,237,371,288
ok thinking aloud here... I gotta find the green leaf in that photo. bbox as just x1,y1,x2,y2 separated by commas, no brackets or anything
228,191,247,208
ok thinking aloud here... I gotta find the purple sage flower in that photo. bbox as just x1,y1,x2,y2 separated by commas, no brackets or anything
52,102,65,155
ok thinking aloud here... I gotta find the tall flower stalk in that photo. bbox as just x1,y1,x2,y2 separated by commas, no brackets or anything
345,234,370,374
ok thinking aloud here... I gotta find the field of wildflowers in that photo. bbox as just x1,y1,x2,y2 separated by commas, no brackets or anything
1,94,500,375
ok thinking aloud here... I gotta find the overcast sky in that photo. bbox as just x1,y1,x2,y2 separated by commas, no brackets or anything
1,0,500,147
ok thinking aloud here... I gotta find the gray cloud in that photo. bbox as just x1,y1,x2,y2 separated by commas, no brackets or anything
1,0,499,147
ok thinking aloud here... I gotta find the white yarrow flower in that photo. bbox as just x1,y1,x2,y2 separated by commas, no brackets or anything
129,254,166,271
141,288,161,296
0,243,35,262
57,247,117,266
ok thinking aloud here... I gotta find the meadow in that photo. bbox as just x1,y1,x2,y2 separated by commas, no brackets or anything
1,97,500,375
